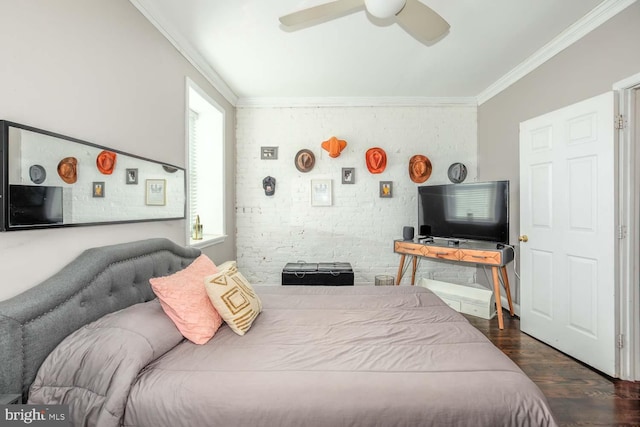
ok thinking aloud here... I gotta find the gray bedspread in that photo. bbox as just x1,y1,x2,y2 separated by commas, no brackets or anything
30,285,557,427
29,300,183,426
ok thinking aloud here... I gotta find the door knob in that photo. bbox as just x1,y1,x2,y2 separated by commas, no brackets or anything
519,235,528,242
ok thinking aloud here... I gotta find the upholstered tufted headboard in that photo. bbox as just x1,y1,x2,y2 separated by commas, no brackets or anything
0,238,201,400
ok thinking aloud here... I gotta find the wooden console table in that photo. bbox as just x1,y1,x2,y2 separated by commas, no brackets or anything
394,239,515,329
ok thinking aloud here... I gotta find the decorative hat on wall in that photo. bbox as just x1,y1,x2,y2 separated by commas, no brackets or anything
321,136,347,158
162,164,178,173
29,165,46,184
295,149,315,173
365,147,387,174
97,150,117,175
57,157,78,184
263,176,276,196
447,162,468,183
409,155,432,183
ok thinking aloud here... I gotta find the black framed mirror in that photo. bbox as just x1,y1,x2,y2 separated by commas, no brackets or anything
0,121,186,231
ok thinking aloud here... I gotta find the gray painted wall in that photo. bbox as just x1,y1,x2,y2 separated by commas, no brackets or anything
0,0,236,301
477,2,640,303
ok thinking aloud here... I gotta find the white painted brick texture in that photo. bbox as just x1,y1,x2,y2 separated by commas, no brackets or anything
12,130,184,223
236,105,478,285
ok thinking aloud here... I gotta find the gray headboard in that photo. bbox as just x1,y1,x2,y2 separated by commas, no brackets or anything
0,238,201,400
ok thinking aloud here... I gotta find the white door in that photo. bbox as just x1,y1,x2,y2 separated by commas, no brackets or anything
519,92,617,377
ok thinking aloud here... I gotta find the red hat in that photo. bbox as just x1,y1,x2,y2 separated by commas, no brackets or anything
321,136,347,158
365,147,387,174
409,155,432,183
97,150,117,175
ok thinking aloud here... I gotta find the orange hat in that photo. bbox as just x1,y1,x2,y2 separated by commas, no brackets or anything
97,150,117,175
409,155,432,183
57,157,78,184
321,136,347,158
365,147,387,174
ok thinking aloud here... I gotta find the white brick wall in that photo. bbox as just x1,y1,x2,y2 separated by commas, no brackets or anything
236,105,478,285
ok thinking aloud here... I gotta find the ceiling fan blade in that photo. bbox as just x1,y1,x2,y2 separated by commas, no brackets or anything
279,0,364,27
395,0,449,42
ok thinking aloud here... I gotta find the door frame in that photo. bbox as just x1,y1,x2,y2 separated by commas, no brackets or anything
614,72,640,381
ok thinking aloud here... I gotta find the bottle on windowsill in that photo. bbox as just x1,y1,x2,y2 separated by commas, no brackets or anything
192,215,203,240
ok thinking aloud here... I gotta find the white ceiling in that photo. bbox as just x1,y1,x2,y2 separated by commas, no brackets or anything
130,0,631,105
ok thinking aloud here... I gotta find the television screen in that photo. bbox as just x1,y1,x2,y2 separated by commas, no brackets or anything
9,185,64,227
418,181,509,244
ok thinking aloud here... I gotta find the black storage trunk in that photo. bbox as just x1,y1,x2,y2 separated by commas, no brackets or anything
282,262,354,286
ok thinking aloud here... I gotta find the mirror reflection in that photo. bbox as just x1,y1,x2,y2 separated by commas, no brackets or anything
1,121,185,230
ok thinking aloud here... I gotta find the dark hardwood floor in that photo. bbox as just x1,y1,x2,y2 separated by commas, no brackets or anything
464,311,640,427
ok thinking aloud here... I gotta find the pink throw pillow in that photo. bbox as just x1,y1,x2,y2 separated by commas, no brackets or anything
150,254,223,344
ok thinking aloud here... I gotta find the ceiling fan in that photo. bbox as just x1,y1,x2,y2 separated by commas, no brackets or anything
279,0,450,43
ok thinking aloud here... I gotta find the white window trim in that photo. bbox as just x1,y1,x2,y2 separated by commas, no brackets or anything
190,234,228,249
185,77,226,248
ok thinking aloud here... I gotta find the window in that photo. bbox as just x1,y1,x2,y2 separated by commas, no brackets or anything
186,79,225,246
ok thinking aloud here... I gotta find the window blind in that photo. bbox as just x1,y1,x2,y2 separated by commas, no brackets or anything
188,109,199,227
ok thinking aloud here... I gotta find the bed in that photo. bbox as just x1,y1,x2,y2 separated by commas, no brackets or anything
0,238,557,426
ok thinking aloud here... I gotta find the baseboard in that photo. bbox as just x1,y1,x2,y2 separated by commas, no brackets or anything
501,296,521,317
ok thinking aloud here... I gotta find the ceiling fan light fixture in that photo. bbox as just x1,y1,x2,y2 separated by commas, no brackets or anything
364,0,406,19
279,0,449,44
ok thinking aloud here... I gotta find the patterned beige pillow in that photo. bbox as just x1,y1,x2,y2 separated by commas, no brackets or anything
204,261,262,336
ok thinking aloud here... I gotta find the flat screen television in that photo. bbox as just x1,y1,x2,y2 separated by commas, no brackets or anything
417,181,509,244
9,185,64,227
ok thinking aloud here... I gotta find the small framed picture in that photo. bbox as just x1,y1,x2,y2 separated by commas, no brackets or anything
126,168,138,185
311,179,332,207
92,182,105,198
341,167,355,184
145,179,166,206
261,146,278,160
380,181,393,198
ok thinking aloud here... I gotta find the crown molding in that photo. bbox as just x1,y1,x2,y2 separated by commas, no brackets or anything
613,71,640,90
477,0,637,105
236,96,478,108
130,0,635,110
129,0,238,106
